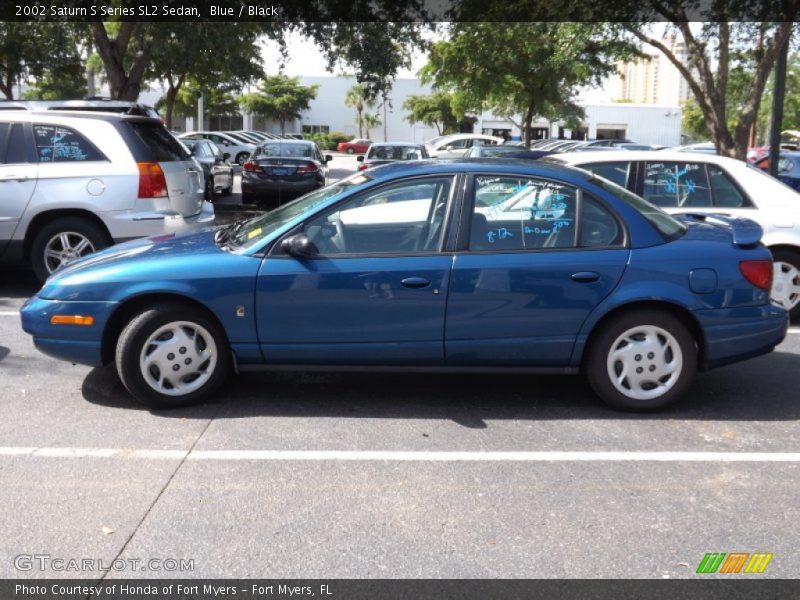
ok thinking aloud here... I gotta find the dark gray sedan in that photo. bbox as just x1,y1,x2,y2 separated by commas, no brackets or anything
182,139,234,200
242,140,331,208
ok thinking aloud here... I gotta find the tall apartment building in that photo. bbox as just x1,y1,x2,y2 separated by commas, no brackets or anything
618,36,692,106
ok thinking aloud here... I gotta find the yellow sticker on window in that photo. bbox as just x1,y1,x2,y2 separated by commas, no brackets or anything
247,228,262,240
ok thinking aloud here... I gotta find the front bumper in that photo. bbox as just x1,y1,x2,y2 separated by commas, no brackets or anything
20,296,117,367
695,304,789,369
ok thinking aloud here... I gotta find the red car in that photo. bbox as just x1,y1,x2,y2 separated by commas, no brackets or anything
337,138,372,154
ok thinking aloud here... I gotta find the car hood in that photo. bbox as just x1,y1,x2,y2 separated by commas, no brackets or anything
38,226,226,299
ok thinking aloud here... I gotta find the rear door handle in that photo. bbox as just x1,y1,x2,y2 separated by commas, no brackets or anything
400,277,431,289
571,271,600,283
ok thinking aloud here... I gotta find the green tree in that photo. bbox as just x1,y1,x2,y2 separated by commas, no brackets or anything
239,75,319,136
0,23,87,99
625,9,797,159
345,84,373,138
403,91,465,135
156,82,240,124
362,111,382,140
421,23,636,145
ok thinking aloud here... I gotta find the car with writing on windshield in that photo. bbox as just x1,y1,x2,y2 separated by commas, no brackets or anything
549,150,800,319
241,140,331,208
21,159,787,413
357,142,428,171
0,110,213,282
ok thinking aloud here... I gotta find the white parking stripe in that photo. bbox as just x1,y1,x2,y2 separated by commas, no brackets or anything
0,311,19,316
2,447,800,462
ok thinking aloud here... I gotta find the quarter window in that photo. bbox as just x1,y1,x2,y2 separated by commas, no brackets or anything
643,162,711,208
581,161,631,188
33,124,106,163
707,165,749,207
304,177,454,255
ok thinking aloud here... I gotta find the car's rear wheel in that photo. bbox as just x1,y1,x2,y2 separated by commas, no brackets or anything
235,152,249,166
346,147,355,154
585,309,697,412
204,175,214,200
116,303,231,409
770,249,800,320
30,217,111,282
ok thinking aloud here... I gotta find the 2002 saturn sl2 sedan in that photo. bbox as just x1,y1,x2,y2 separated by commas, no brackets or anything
21,160,788,412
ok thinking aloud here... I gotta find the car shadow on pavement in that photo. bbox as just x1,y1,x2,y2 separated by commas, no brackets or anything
0,267,40,302
81,350,800,426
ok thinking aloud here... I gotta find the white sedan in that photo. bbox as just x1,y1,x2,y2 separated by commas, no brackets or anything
178,131,256,166
549,150,800,318
426,134,504,158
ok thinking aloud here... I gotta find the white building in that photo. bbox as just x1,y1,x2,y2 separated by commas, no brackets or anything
170,75,682,147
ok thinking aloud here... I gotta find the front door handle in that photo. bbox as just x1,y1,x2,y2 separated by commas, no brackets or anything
400,277,431,289
571,271,600,283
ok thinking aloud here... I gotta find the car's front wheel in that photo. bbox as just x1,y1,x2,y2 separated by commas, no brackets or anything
585,309,697,412
235,152,249,166
770,249,800,320
116,303,231,409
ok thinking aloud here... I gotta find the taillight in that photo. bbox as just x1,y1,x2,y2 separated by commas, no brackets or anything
739,260,773,292
358,162,369,171
137,162,167,198
242,160,256,171
296,162,319,174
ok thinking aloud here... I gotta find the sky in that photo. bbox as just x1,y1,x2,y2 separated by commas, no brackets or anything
259,30,618,103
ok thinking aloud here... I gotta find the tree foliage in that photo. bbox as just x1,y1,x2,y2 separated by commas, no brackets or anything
0,23,87,100
239,75,318,135
625,4,798,159
403,91,466,135
421,22,636,145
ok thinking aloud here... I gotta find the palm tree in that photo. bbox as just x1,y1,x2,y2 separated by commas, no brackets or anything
344,84,372,139
362,112,381,140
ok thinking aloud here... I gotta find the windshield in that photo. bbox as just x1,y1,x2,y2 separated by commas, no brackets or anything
590,176,686,240
227,173,374,248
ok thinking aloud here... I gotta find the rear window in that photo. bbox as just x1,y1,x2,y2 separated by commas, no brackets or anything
129,122,189,162
255,143,314,158
590,176,686,240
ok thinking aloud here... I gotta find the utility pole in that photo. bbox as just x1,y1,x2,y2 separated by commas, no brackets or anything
768,32,791,177
197,91,204,132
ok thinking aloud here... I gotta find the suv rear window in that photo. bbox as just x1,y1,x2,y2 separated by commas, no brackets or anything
129,122,189,162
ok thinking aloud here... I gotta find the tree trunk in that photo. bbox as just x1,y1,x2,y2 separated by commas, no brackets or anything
357,107,363,138
280,118,285,136
0,75,13,99
90,22,149,101
163,74,185,130
523,106,534,147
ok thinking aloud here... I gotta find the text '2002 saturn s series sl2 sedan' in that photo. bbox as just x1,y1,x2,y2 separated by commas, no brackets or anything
21,160,788,412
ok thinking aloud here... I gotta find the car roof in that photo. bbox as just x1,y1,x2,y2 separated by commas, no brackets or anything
551,149,742,166
371,142,424,146
364,158,594,183
0,109,160,124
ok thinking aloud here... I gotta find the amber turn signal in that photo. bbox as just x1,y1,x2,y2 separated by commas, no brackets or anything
50,315,94,326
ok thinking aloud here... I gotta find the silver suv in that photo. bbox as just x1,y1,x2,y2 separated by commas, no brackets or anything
0,110,214,281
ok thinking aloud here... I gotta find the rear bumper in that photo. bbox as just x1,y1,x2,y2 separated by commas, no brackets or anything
102,201,215,241
241,174,323,197
695,304,789,369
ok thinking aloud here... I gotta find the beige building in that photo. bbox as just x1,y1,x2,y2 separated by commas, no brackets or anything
617,37,691,106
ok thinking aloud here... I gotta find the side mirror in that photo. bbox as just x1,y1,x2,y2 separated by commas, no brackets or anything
280,233,318,259
325,155,333,163
223,152,231,161
356,155,364,162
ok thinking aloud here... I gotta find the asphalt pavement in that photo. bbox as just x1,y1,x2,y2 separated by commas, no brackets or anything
1,153,799,580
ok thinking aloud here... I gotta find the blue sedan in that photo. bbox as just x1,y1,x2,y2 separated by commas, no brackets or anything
20,160,788,412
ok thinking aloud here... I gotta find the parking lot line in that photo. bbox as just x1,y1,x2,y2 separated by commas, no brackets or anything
3,447,800,462
0,311,19,316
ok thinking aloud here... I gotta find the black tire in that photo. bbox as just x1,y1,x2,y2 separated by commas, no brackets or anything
220,183,233,196
204,175,214,200
584,309,697,412
30,217,111,283
235,152,249,165
346,147,355,155
115,302,231,409
770,248,800,321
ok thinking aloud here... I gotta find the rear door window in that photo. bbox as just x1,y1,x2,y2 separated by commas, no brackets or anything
32,124,106,162
6,123,33,164
642,161,711,208
129,122,190,162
